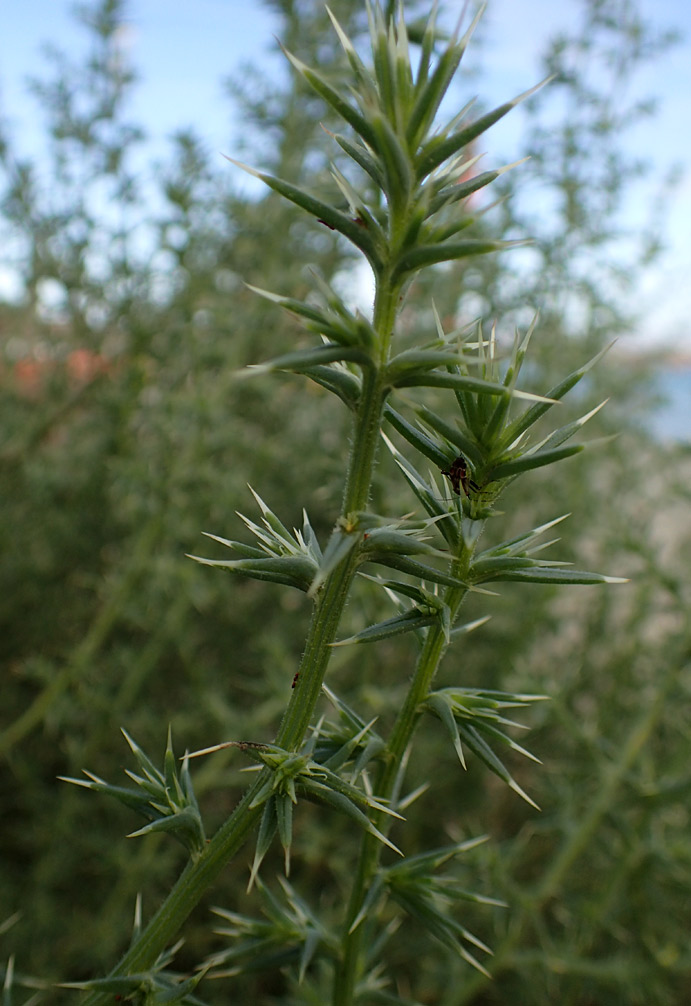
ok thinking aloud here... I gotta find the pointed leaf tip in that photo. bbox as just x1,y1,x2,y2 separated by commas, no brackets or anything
509,778,540,811
222,154,263,179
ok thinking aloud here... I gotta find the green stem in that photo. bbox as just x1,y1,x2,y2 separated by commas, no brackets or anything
82,548,366,1004
276,540,364,749
81,781,264,1006
81,284,396,1005
277,286,397,750
334,540,474,1006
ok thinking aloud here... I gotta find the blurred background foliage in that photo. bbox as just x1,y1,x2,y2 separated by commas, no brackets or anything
1,0,689,1003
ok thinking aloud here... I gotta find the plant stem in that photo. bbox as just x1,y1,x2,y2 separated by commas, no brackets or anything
276,541,365,748
277,279,398,748
334,540,475,1006
81,279,398,1003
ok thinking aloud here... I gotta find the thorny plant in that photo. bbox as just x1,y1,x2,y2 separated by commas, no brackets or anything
58,4,625,1005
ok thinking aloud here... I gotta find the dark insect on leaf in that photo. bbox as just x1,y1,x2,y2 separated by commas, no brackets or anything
441,454,478,497
291,673,300,689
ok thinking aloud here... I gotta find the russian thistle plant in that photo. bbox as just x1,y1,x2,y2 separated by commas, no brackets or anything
62,4,624,1003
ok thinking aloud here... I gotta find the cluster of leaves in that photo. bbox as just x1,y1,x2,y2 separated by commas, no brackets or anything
60,729,206,858
0,0,373,989
84,5,632,1002
61,899,209,1005
1,1,689,1005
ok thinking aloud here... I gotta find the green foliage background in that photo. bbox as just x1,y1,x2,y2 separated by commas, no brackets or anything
1,1,689,1003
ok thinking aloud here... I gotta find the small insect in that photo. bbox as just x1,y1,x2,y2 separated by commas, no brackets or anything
441,454,476,497
291,672,300,689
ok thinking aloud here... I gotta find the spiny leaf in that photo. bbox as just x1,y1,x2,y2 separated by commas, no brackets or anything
499,341,615,448
415,76,552,180
281,48,379,151
245,283,376,349
369,108,415,205
392,239,524,280
385,347,471,383
187,554,317,592
241,343,373,377
308,525,361,597
483,568,628,585
470,556,567,578
476,514,570,558
416,405,483,465
360,526,447,558
394,369,556,404
426,159,528,217
327,127,385,187
301,778,403,856
224,156,381,267
384,405,450,469
362,551,477,591
406,4,485,149
332,608,437,646
530,399,609,453
300,364,361,409
326,5,371,86
487,443,584,480
248,798,278,891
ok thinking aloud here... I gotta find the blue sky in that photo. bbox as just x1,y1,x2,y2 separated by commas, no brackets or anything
2,0,690,348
